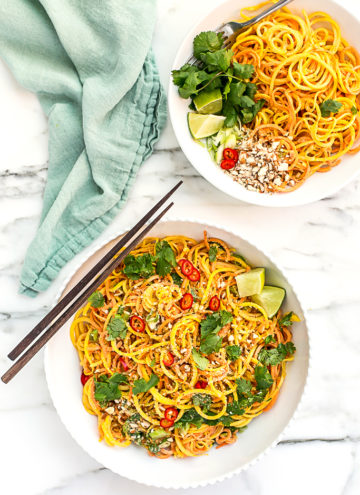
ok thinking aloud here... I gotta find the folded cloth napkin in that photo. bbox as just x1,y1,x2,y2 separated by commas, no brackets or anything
0,0,166,296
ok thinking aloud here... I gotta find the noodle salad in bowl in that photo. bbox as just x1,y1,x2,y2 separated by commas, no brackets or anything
169,0,360,206
71,232,298,458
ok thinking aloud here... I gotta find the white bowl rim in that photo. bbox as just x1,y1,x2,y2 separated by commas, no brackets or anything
168,0,360,207
44,217,313,489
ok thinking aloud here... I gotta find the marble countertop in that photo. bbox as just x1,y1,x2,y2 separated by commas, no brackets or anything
1,0,360,494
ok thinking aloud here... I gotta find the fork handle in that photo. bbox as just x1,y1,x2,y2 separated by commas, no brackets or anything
240,0,294,29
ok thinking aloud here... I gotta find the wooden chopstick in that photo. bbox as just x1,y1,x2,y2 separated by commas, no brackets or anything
1,201,174,384
7,180,182,362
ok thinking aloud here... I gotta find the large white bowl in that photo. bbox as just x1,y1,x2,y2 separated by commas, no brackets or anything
168,0,360,207
45,219,310,488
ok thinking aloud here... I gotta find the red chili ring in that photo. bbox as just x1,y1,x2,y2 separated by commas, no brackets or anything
164,407,179,421
119,357,129,371
220,159,236,170
160,418,174,429
223,148,239,162
163,351,174,367
130,315,145,333
188,268,200,282
209,295,220,311
180,260,194,277
195,380,208,389
81,372,90,386
180,293,193,310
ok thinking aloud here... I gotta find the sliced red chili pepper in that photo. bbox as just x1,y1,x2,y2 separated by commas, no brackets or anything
223,148,239,162
163,351,174,367
164,407,179,421
220,158,236,170
160,418,174,429
195,380,208,389
178,258,187,268
130,315,145,333
180,260,194,277
119,357,129,371
180,293,193,310
188,267,200,282
209,295,220,311
81,372,90,386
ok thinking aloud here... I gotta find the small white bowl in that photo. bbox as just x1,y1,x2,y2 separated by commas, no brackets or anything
168,0,360,207
45,219,310,488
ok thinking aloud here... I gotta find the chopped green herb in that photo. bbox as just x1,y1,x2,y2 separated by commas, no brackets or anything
236,378,252,396
171,271,183,286
191,348,209,370
88,291,105,308
255,365,274,390
106,314,127,341
123,253,155,280
94,373,128,406
278,312,295,328
226,345,242,361
264,335,276,345
149,358,156,368
233,61,255,80
258,342,296,366
89,329,99,342
193,393,212,412
200,310,233,354
209,244,218,262
351,105,358,115
133,373,159,395
320,99,342,118
155,241,177,277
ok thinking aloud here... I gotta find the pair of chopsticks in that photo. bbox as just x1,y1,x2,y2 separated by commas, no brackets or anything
1,181,182,384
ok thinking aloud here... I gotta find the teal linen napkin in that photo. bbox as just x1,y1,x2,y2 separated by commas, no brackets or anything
0,0,166,297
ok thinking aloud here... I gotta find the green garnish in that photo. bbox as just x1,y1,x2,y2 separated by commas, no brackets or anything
133,373,159,395
278,312,294,328
264,335,276,345
258,342,296,366
320,99,342,118
199,310,233,354
226,345,242,361
172,30,265,127
254,365,274,390
171,271,183,286
193,393,212,412
191,348,209,370
209,244,218,262
94,373,128,406
351,105,358,115
106,313,128,341
123,253,155,280
88,291,105,308
89,329,99,342
155,240,177,277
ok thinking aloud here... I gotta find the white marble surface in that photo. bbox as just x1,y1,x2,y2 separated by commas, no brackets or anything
1,0,360,494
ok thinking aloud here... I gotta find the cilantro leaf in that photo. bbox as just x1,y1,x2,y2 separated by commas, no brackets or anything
133,373,159,395
245,82,258,99
239,95,255,108
200,310,233,354
175,408,204,428
209,244,218,262
155,241,177,277
226,400,244,416
200,48,233,72
88,291,105,308
228,81,246,105
278,312,294,328
226,345,242,361
172,63,199,87
106,314,127,341
264,335,276,344
193,31,224,59
171,271,183,286
191,348,209,370
320,99,342,117
178,69,210,99
233,62,255,80
223,100,238,127
255,365,274,390
351,105,358,115
258,342,296,366
236,378,252,396
94,373,128,406
193,393,212,412
123,254,155,280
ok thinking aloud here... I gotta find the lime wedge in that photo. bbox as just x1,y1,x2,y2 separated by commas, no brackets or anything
194,89,223,114
235,268,265,297
251,286,285,318
188,113,226,139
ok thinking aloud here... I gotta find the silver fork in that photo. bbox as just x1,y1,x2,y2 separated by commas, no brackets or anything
187,0,294,66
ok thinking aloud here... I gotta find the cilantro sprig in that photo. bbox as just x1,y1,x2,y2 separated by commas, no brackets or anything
133,374,159,395
88,291,105,308
123,253,155,280
258,342,296,366
155,241,177,277
172,30,265,127
94,373,128,406
200,310,233,354
320,99,342,118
